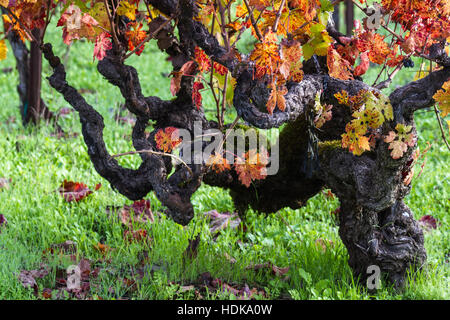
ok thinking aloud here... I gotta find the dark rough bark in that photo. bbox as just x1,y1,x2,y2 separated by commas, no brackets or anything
4,25,54,125
39,0,450,288
318,138,426,287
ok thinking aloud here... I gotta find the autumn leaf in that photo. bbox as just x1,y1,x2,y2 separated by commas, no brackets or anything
418,215,438,231
195,46,211,73
206,153,231,173
384,123,416,159
235,148,269,187
354,51,369,76
280,39,304,82
18,264,50,293
170,60,196,96
124,229,151,244
433,80,450,117
117,1,137,21
125,22,147,55
334,90,350,105
58,180,101,202
192,81,204,109
213,62,228,76
93,243,111,254
367,32,390,64
0,214,7,232
327,46,353,80
0,40,7,61
266,81,288,114
154,127,182,153
57,4,101,45
0,177,11,190
93,32,112,61
203,210,241,235
341,122,371,156
249,29,280,79
245,262,289,277
314,98,333,129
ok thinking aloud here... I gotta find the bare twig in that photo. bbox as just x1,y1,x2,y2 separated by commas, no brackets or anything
243,0,263,41
103,0,121,48
433,105,450,151
273,0,286,33
112,149,194,176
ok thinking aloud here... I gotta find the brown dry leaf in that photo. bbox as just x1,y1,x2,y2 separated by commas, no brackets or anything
93,243,111,254
246,262,290,277
17,264,50,293
315,238,334,252
50,240,77,254
223,252,237,264
0,214,7,231
184,234,200,260
0,177,11,190
110,200,155,228
203,210,241,235
42,288,53,299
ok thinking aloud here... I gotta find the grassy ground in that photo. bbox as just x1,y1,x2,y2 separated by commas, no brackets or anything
0,19,448,300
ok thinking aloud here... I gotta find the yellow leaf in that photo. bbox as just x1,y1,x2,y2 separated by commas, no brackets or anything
0,40,7,61
433,80,450,117
117,1,136,21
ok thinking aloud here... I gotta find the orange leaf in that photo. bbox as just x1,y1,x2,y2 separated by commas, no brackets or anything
235,149,269,187
155,127,182,153
327,46,353,80
267,82,288,114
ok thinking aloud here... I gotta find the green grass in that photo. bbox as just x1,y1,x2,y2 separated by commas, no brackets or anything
0,20,448,300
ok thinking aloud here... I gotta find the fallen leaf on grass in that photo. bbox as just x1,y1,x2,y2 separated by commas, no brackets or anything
184,234,200,260
42,288,53,299
58,180,101,202
0,214,7,231
50,131,79,140
245,262,290,277
45,240,77,255
108,199,155,228
58,107,74,117
93,243,112,254
418,215,438,231
315,238,335,252
223,252,237,264
203,210,241,236
17,264,50,294
124,229,151,245
199,274,266,300
0,177,11,190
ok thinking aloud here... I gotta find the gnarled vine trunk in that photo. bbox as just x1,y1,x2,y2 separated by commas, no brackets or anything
39,0,450,288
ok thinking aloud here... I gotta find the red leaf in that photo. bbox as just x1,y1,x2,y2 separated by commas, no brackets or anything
0,214,7,231
354,51,369,76
58,180,100,202
194,47,211,73
155,127,182,153
192,81,204,109
418,215,438,230
93,32,112,61
170,60,196,96
235,149,269,187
